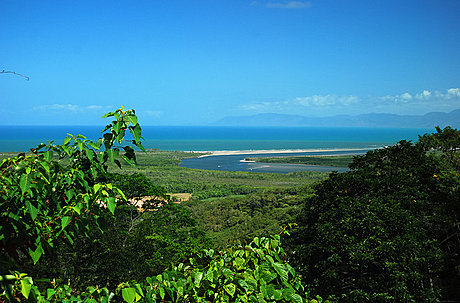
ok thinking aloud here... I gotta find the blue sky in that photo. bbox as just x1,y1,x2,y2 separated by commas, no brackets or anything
1,0,459,125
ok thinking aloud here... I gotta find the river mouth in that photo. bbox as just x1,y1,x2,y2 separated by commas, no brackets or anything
180,149,369,174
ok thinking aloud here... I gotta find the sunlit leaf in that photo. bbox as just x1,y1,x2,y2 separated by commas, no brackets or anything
19,173,31,194
20,276,33,299
61,216,71,230
29,243,44,264
44,150,53,162
122,288,137,303
25,201,38,220
107,197,116,214
126,115,138,126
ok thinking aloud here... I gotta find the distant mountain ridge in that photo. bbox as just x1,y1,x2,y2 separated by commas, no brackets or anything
214,109,460,128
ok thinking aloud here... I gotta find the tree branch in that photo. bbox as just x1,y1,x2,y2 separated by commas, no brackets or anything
0,70,30,80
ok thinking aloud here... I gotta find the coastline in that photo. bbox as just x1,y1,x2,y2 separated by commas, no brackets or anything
195,148,372,158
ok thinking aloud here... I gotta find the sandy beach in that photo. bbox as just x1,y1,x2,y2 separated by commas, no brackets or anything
196,148,372,158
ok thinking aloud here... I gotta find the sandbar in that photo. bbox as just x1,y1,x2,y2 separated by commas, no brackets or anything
195,148,372,158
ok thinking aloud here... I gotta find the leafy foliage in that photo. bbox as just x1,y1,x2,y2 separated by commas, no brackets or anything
184,188,314,248
0,107,144,265
289,128,460,302
2,234,324,303
24,202,210,291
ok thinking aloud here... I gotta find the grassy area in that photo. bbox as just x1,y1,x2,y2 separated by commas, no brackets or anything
1,150,328,200
246,155,355,167
114,150,327,199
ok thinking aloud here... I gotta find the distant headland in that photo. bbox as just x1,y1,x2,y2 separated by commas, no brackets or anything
213,109,460,128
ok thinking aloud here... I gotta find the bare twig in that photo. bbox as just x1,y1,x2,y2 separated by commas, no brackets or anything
0,70,30,80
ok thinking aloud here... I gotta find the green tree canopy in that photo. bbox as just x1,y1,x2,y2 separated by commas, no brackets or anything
289,128,460,302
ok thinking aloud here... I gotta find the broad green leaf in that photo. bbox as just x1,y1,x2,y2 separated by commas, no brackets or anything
116,129,126,143
66,189,75,200
107,148,119,163
224,283,236,297
94,184,102,192
134,284,144,297
273,262,288,282
290,293,303,303
107,197,116,214
37,162,50,182
193,272,203,286
20,276,33,299
159,287,165,299
72,203,82,215
113,121,121,135
156,274,163,283
260,284,268,299
129,124,142,144
245,277,258,292
29,243,44,264
44,150,53,162
122,288,137,303
64,136,71,145
206,268,214,282
26,201,39,220
19,173,31,194
85,149,94,161
126,115,138,126
97,152,104,163
61,216,71,230
47,288,56,299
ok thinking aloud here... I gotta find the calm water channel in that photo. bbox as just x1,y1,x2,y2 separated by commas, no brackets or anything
180,150,369,174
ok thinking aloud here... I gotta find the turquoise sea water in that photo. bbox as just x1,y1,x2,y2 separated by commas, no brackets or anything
0,125,433,152
0,125,433,173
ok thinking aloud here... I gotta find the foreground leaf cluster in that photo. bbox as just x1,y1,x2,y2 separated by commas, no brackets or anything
2,235,321,303
1,108,144,266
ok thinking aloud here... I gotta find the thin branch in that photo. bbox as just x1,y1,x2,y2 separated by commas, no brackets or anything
0,70,30,80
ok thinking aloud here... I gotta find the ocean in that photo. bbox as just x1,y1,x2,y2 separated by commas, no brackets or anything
0,125,433,152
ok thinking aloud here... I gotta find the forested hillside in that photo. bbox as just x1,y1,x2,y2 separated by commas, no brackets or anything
1,109,459,302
